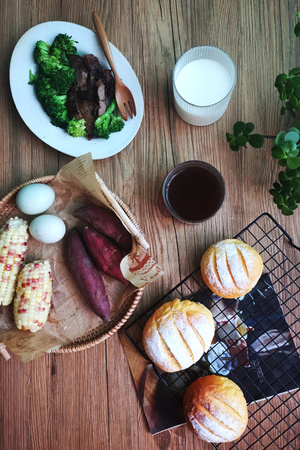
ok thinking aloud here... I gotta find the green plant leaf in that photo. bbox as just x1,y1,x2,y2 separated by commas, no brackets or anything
226,132,234,143
295,22,300,37
280,106,286,115
273,181,281,190
275,73,288,86
286,86,294,99
286,198,298,210
289,148,300,158
278,158,288,167
287,156,300,169
230,141,240,151
290,178,300,188
281,205,294,215
288,127,300,133
235,135,248,147
233,121,245,136
275,130,286,145
272,145,286,159
291,191,300,202
244,122,255,134
284,131,299,143
278,171,289,183
284,141,298,153
285,102,293,111
290,76,300,88
289,68,300,76
249,134,265,148
269,189,278,196
280,89,287,101
286,168,299,177
281,182,293,195
290,95,298,107
273,193,284,205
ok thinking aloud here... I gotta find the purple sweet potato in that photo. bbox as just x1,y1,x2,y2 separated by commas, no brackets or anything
82,227,128,284
66,228,110,322
73,204,132,252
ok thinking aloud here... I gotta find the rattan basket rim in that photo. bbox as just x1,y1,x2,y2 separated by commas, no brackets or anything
0,175,144,354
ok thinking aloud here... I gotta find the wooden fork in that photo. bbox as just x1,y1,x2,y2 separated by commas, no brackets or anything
93,12,137,121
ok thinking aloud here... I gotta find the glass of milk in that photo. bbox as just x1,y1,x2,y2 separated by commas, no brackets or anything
173,46,236,126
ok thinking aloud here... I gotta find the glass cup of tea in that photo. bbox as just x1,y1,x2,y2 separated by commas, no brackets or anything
162,161,226,223
173,46,237,126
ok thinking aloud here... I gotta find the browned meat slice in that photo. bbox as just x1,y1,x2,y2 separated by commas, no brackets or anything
95,78,106,116
66,83,82,120
77,98,97,138
100,69,115,99
67,55,88,88
84,54,102,72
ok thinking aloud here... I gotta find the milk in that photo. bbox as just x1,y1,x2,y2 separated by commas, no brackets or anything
172,47,236,126
175,59,232,106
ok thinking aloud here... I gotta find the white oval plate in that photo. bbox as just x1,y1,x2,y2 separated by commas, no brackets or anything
9,21,144,160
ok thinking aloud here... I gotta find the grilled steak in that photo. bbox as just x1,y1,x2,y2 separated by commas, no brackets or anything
66,53,115,138
66,83,82,120
100,69,115,99
67,54,88,89
95,78,106,116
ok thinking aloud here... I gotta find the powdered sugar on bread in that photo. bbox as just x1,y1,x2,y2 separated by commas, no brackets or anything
183,375,248,443
201,239,263,298
142,299,215,373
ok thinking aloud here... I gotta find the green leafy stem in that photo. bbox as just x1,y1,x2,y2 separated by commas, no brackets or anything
226,122,300,216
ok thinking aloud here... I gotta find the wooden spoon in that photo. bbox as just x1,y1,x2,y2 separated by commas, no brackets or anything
93,12,136,121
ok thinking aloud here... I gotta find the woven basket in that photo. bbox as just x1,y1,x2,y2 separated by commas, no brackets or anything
0,176,144,355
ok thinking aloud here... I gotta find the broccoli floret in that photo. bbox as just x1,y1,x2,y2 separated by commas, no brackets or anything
34,76,57,102
50,109,69,128
33,41,51,64
50,33,78,57
94,100,125,139
48,67,75,94
67,118,88,138
109,113,125,134
34,76,68,128
31,35,78,129
33,35,76,81
45,95,68,128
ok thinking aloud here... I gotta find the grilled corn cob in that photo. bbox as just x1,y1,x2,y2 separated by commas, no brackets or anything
13,260,52,332
0,217,29,306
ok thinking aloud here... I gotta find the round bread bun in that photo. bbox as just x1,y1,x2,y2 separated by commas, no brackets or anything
142,299,214,373
200,239,263,298
183,375,248,443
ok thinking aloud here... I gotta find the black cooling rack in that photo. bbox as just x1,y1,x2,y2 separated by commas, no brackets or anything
125,213,300,450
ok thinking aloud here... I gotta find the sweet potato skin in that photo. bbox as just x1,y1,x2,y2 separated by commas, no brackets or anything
66,228,110,322
82,227,128,284
73,204,132,252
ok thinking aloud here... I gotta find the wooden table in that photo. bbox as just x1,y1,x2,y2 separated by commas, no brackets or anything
1,1,299,449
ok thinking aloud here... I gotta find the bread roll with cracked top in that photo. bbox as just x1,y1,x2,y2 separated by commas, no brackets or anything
201,239,263,298
142,299,214,373
183,375,248,443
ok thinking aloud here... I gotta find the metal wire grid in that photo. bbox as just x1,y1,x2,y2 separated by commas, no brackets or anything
125,213,300,449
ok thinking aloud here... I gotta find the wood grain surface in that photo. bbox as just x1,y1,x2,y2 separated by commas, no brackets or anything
1,1,300,449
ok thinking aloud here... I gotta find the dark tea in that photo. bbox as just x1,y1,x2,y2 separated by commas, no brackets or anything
163,161,225,223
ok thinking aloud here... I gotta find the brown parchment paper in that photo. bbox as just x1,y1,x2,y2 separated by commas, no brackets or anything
0,153,164,363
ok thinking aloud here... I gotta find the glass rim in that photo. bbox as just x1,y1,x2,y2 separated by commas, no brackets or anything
172,45,237,108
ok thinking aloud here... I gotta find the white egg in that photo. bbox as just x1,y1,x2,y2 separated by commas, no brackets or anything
16,183,55,215
29,214,66,244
